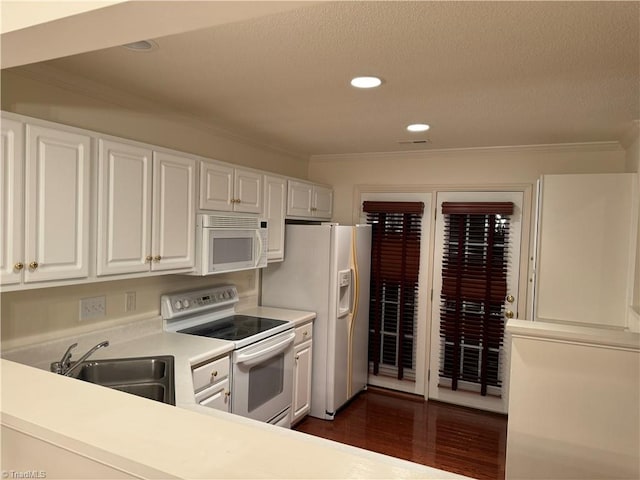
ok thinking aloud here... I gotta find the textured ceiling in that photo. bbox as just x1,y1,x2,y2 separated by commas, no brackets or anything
26,1,640,156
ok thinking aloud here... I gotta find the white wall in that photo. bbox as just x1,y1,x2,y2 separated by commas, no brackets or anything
0,67,308,177
309,146,627,225
0,270,258,350
623,123,640,312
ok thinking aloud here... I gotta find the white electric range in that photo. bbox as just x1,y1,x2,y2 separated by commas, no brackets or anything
161,285,294,427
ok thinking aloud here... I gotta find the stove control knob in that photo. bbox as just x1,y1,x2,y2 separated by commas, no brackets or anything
183,299,190,309
174,300,183,310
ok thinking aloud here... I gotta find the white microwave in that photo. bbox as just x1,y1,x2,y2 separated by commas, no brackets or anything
192,214,268,275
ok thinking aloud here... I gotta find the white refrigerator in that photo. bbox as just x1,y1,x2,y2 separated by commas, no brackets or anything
261,224,371,420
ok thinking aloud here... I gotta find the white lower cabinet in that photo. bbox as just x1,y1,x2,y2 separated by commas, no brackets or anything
292,321,313,425
191,355,231,412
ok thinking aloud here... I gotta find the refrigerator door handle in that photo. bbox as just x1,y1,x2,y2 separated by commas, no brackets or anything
349,268,356,315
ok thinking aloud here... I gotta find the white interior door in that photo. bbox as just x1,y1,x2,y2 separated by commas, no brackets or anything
360,192,432,396
429,191,523,413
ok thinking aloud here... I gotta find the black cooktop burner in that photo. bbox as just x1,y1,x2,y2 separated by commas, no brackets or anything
178,315,288,341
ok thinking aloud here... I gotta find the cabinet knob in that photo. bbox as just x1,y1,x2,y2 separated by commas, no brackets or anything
505,310,514,319
295,355,300,361
146,255,153,263
506,294,515,304
224,391,231,398
153,256,162,262
211,370,218,378
303,331,308,337
14,262,24,271
29,261,39,270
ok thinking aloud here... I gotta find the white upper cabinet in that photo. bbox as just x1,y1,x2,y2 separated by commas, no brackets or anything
97,139,195,276
312,184,333,219
200,162,262,214
97,139,153,276
287,180,333,219
0,117,24,285
24,124,91,283
151,151,196,271
534,173,637,328
263,175,286,262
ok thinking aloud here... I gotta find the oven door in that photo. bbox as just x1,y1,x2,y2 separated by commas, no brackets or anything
231,329,295,424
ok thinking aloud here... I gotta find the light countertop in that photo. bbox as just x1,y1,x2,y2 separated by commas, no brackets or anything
506,319,640,350
1,306,468,479
1,358,468,479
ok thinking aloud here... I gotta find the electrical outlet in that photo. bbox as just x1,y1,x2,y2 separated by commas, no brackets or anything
125,291,136,312
80,296,106,321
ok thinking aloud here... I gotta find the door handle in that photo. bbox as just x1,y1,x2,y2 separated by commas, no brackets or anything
234,332,295,367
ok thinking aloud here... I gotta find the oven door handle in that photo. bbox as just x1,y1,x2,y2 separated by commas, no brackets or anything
235,331,295,368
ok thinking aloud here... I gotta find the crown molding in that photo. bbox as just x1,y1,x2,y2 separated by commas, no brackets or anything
310,141,624,163
10,63,308,162
620,120,640,150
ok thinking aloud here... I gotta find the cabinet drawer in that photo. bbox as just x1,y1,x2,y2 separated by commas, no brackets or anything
295,322,313,344
192,356,230,392
195,379,230,411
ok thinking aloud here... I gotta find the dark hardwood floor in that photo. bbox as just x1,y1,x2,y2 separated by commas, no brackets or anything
294,387,507,480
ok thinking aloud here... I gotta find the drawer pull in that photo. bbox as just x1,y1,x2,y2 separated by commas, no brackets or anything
211,370,218,378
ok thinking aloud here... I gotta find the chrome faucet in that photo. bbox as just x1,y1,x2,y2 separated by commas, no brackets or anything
50,340,109,376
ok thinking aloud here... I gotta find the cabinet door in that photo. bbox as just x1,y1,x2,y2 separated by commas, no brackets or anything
287,180,313,217
200,161,233,211
151,151,196,272
534,174,635,328
292,340,313,424
234,168,262,213
263,175,286,262
196,379,231,412
24,124,90,283
0,118,24,285
97,139,153,276
313,185,333,219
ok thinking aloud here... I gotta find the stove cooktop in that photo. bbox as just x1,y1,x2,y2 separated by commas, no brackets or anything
177,315,289,342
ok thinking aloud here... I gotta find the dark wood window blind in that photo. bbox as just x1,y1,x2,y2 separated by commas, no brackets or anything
439,202,513,396
363,201,424,380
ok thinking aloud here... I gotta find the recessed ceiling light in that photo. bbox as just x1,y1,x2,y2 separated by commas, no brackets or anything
406,123,430,132
350,76,382,89
122,40,158,52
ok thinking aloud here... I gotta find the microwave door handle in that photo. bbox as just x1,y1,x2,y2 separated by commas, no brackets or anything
235,332,295,367
256,230,264,264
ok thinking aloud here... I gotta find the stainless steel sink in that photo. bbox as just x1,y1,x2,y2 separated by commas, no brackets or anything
71,356,175,405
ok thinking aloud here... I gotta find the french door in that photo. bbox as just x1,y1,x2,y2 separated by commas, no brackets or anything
360,192,431,395
429,191,523,413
